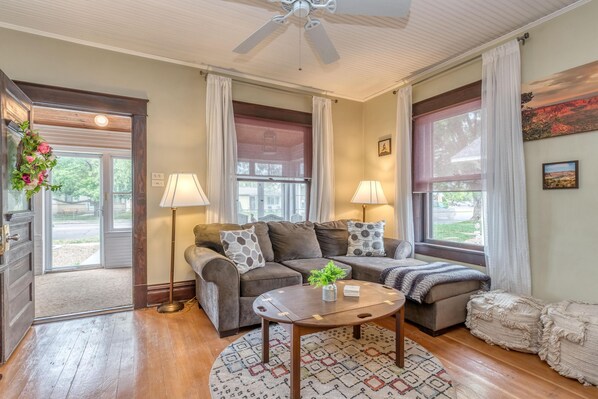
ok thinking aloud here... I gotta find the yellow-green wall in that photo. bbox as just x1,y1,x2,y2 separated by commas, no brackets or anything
363,0,598,303
0,27,364,285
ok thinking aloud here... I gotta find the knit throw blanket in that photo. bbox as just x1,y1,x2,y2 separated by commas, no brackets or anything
380,262,491,304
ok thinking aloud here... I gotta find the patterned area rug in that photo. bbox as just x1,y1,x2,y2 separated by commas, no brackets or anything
210,323,455,399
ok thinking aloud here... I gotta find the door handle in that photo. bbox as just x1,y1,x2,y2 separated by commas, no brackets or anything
7,233,20,242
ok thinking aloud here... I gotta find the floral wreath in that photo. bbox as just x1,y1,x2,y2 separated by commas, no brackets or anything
10,121,61,199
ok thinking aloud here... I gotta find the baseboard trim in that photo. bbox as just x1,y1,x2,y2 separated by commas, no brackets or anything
147,280,196,305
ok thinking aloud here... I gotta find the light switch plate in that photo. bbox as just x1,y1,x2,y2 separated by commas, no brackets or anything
152,180,165,187
151,172,164,180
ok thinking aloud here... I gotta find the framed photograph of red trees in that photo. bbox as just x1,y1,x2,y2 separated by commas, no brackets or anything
522,60,598,141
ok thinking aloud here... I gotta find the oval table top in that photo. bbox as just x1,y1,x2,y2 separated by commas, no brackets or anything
252,280,405,328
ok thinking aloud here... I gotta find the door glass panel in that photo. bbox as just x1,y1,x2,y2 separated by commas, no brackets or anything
51,155,102,268
7,126,28,211
112,158,132,229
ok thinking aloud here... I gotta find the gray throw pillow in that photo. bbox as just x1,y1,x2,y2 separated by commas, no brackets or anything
267,221,323,261
347,221,386,257
194,223,241,254
314,220,351,257
220,226,265,274
242,221,275,262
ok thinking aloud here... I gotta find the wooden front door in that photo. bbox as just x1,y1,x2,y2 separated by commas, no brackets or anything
0,70,35,364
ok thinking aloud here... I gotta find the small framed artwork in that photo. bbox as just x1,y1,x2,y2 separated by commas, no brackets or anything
542,160,579,190
378,138,391,157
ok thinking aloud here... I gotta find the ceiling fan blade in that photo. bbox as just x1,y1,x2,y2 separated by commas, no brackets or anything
305,21,340,64
234,18,285,54
334,0,412,17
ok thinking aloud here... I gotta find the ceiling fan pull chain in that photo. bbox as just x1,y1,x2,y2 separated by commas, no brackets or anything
299,25,303,71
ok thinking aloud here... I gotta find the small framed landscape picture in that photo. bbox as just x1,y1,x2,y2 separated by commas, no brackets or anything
378,138,391,157
542,160,579,190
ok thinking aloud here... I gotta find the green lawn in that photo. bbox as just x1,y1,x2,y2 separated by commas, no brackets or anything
433,220,479,243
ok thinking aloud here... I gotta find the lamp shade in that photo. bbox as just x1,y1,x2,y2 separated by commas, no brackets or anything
159,173,210,208
351,180,388,204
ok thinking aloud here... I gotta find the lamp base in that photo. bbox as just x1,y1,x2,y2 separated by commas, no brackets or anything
157,301,184,314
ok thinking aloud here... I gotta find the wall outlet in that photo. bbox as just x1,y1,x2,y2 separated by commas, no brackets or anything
151,172,164,180
152,180,165,187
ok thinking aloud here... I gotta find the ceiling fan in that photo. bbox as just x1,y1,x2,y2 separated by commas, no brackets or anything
233,0,412,64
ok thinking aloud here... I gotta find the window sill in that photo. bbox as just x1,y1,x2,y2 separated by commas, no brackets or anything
415,242,486,266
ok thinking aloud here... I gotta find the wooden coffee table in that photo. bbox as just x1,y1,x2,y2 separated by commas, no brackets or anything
252,280,406,399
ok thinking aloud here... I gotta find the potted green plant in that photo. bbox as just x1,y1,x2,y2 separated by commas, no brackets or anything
308,261,347,302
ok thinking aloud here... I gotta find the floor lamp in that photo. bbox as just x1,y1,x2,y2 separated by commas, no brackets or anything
158,173,210,313
351,180,388,222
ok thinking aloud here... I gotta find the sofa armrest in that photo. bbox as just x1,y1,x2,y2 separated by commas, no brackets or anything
384,237,413,260
185,246,241,336
184,246,239,284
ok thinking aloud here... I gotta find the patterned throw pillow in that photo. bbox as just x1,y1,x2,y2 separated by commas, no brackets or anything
346,221,386,257
220,226,265,274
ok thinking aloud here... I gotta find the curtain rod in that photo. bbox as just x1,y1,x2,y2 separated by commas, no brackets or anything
199,70,339,103
392,32,530,95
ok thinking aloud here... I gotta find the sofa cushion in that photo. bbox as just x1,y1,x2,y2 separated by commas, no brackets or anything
267,221,322,261
347,221,386,257
329,256,426,283
220,226,265,274
194,223,241,254
242,221,274,262
314,220,350,257
281,258,352,283
330,256,484,304
239,262,302,297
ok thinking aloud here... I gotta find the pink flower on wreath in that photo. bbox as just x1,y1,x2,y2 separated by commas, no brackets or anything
37,142,51,154
38,172,45,183
26,155,35,163
22,174,32,184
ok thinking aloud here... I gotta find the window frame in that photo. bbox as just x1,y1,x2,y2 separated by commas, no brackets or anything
412,81,486,266
233,101,312,222
110,155,133,231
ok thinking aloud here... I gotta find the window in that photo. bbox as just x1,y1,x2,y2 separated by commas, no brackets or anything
234,102,312,224
412,82,485,265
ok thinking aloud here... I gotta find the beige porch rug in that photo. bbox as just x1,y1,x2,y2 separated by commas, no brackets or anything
35,268,132,318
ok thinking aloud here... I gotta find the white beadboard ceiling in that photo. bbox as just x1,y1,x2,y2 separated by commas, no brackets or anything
0,0,583,101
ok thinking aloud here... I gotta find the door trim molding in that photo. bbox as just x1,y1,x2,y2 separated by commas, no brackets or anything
15,81,149,308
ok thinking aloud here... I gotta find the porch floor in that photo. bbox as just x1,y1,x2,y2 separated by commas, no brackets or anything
35,268,132,318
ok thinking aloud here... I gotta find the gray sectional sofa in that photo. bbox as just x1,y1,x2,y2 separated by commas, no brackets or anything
185,220,484,337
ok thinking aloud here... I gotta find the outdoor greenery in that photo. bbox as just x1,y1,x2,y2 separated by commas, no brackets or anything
52,157,131,212
433,220,479,244
308,261,346,287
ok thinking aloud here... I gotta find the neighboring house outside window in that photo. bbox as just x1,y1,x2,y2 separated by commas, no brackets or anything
412,81,486,266
233,102,312,224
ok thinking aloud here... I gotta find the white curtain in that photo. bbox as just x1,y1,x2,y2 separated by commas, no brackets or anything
481,40,531,295
394,86,415,253
309,97,335,222
205,75,238,224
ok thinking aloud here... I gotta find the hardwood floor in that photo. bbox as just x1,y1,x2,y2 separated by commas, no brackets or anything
0,303,596,399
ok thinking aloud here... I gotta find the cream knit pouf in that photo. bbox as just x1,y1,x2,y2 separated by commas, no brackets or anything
466,290,544,353
539,301,598,386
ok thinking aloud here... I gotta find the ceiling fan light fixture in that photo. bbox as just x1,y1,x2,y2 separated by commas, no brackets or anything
292,0,311,18
234,0,412,64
